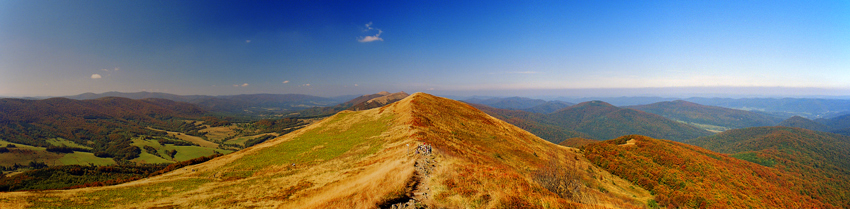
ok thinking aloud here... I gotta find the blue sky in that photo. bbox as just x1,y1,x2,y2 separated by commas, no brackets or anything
1,1,848,97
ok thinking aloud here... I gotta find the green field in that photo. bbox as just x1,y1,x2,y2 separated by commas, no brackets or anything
26,178,212,208
46,138,92,149
134,152,174,164
223,133,277,146
131,137,232,162
58,152,115,165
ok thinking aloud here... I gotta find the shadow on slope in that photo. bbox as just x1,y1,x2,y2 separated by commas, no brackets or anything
0,93,651,208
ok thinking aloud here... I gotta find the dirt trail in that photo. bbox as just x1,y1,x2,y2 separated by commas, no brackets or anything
381,146,436,209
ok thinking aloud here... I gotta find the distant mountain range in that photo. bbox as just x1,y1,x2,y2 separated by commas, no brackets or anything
469,100,713,143
346,91,410,111
548,101,713,141
471,96,850,119
292,91,410,118
682,97,850,119
3,93,848,208
627,100,783,132
0,93,655,208
463,97,573,114
65,91,344,113
778,115,850,136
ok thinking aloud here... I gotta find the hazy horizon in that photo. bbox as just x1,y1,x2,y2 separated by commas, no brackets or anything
4,86,850,101
2,1,848,97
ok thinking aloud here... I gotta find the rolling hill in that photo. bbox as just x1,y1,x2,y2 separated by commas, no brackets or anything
521,101,575,114
779,116,829,132
686,127,850,207
815,114,850,136
584,135,833,208
469,101,712,143
547,101,713,141
346,91,409,111
628,100,782,132
463,97,574,114
0,93,652,208
294,91,410,118
683,97,850,119
462,97,548,110
0,97,235,167
66,91,342,113
466,103,590,144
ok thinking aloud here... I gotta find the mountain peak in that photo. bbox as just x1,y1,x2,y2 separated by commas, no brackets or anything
575,100,615,108
346,91,411,111
779,115,829,132
0,92,651,208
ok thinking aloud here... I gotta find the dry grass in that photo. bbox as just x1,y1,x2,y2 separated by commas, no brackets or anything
0,93,653,208
202,125,239,142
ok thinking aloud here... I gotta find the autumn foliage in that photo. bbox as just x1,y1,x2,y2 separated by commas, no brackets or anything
584,135,834,208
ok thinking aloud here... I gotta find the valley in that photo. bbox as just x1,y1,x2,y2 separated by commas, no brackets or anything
1,92,850,208
5,1,847,208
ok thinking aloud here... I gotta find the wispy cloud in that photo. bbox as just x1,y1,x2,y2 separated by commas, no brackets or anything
282,80,289,84
96,68,120,78
233,83,249,87
101,67,120,72
302,84,311,87
241,83,248,87
358,22,383,43
246,40,251,43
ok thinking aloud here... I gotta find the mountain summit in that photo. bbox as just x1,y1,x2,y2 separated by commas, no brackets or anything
0,93,649,208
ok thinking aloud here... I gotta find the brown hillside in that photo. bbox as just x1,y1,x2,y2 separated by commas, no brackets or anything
558,137,599,148
0,93,650,208
347,91,409,111
584,135,833,208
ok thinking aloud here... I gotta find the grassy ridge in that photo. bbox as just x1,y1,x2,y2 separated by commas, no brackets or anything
0,93,652,208
407,93,650,208
221,112,392,178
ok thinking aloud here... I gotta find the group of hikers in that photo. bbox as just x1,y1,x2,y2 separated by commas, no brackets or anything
411,142,433,155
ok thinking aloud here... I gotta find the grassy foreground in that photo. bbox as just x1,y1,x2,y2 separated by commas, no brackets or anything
0,93,652,208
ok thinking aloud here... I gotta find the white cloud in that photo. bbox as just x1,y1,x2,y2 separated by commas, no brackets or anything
427,88,435,90
91,74,102,79
303,84,310,87
101,67,120,72
282,80,289,84
246,40,251,43
241,83,249,87
358,22,383,43
354,84,358,87
364,22,375,31
233,84,238,87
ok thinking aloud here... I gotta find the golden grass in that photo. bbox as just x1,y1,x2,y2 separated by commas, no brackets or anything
201,125,239,142
0,93,654,208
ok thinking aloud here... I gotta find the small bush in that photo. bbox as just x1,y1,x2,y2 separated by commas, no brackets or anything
533,159,586,202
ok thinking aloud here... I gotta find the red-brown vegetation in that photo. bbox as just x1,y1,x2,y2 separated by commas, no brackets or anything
584,135,834,208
